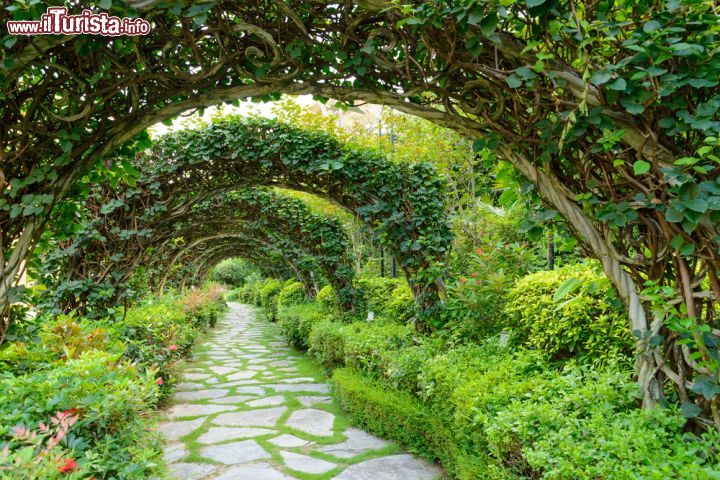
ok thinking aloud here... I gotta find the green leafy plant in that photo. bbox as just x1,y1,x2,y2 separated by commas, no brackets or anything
505,264,633,363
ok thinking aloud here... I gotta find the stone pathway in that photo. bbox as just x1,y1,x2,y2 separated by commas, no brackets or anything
158,303,443,480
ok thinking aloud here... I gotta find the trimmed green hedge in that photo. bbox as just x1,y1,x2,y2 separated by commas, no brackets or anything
251,271,720,479
277,303,326,349
275,299,720,479
259,278,284,320
332,368,447,461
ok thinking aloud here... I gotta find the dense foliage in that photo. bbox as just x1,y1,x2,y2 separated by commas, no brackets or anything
2,0,719,419
244,274,720,479
0,286,225,478
210,258,256,287
506,263,633,363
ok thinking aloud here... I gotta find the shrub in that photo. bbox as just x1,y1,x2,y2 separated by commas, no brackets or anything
277,303,326,349
332,368,446,462
485,366,720,479
307,319,347,369
384,336,446,393
505,263,633,363
440,275,508,342
0,351,163,478
0,286,222,479
180,284,226,328
316,285,339,314
270,295,720,480
440,242,544,342
342,321,415,375
276,281,306,310
355,277,414,319
259,278,284,320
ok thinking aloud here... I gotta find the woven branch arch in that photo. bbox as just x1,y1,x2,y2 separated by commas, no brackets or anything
141,117,453,311
40,188,355,315
160,237,309,294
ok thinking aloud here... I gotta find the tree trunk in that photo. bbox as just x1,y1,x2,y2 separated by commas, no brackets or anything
498,144,662,407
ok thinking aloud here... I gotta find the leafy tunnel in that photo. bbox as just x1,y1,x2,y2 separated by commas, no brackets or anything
38,117,453,318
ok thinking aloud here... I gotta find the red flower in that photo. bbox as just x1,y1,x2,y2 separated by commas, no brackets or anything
61,407,78,416
156,377,164,385
57,458,77,473
168,345,178,351
459,277,467,283
475,248,485,255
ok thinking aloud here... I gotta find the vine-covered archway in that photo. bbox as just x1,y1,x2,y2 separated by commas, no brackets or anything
38,188,357,315
2,1,719,413
37,118,452,317
141,116,453,310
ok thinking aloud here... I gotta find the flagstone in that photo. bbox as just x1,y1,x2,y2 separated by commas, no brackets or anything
318,428,390,458
245,395,285,407
266,383,330,393
200,439,270,464
212,463,293,480
280,451,336,474
173,388,229,402
167,403,235,419
213,406,286,428
285,408,335,437
268,433,314,448
210,395,256,404
334,454,442,480
295,395,332,406
158,417,206,441
197,427,275,444
168,462,216,480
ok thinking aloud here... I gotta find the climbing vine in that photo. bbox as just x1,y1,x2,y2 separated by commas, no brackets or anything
141,117,453,309
1,0,719,424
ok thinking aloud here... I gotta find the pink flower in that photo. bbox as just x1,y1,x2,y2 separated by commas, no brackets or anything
168,345,178,351
156,377,164,386
57,458,77,473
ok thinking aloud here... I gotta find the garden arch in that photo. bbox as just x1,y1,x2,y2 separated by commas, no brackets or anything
139,117,453,310
159,238,310,294
40,188,356,314
39,121,452,316
3,0,718,414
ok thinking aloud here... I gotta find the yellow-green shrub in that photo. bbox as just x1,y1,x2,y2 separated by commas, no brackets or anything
316,285,339,314
259,278,284,320
505,264,633,363
276,281,306,310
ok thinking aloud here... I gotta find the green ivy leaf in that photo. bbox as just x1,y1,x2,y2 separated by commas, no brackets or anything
633,160,651,175
606,78,627,91
665,206,684,223
680,402,702,419
685,198,708,213
506,75,522,88
554,278,582,302
690,376,720,400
